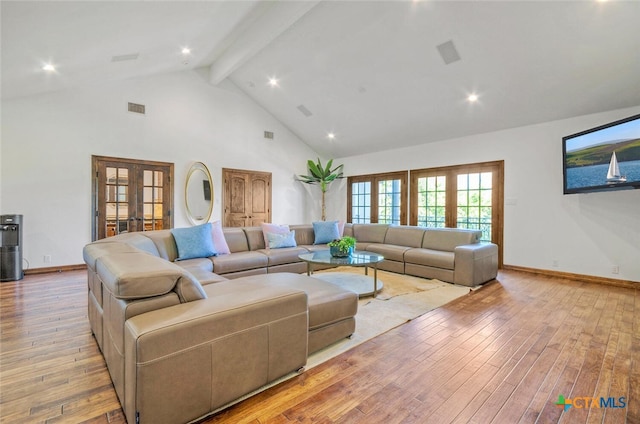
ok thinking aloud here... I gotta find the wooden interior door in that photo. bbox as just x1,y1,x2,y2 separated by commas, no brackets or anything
92,156,174,240
223,168,271,227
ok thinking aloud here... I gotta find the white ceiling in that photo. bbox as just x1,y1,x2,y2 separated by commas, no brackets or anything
2,1,639,158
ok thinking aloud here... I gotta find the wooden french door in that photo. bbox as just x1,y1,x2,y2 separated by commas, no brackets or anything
223,168,271,227
410,160,504,266
92,156,174,240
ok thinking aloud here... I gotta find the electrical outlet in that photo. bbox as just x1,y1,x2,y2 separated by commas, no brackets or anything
552,260,559,268
44,255,51,264
611,265,619,274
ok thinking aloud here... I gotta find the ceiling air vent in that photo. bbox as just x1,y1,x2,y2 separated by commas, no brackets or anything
128,102,146,115
264,131,274,140
436,40,461,65
297,104,313,117
112,53,139,62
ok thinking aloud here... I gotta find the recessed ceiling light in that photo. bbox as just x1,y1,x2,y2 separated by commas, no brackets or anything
328,133,336,140
268,77,279,87
42,63,55,72
467,93,479,103
181,47,191,55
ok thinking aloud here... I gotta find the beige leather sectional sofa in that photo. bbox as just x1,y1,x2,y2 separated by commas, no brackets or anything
83,223,497,423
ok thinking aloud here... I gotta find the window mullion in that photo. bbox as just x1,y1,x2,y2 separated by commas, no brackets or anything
446,169,457,228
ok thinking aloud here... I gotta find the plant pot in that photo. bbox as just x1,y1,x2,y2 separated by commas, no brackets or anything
330,246,353,257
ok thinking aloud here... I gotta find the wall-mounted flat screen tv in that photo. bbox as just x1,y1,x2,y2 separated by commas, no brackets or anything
563,113,640,194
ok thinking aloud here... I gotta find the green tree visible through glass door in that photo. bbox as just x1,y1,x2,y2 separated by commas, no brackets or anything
457,172,493,242
410,161,503,266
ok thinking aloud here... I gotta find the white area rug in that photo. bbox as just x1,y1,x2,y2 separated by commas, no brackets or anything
306,267,472,367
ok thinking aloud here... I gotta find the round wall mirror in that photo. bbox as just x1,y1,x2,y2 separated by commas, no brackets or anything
185,162,213,225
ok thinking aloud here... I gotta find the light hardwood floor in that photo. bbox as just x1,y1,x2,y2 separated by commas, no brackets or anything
0,270,638,423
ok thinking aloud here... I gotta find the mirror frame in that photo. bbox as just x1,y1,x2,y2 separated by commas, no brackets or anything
185,162,214,226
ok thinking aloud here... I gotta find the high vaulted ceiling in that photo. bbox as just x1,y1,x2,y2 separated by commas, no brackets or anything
2,1,639,158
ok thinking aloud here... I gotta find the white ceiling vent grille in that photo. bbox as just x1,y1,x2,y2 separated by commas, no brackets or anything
297,104,313,117
436,40,461,65
128,102,146,114
112,53,139,62
264,131,274,139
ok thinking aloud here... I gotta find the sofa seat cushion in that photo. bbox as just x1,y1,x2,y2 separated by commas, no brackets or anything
211,251,268,274
235,273,358,331
186,269,228,286
365,243,410,262
257,246,309,266
404,248,455,270
176,258,213,273
299,244,328,252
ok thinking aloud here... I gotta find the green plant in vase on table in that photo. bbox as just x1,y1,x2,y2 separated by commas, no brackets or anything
328,236,357,257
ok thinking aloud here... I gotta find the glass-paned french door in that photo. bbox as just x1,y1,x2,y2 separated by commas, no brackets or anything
457,172,493,241
415,174,447,228
92,156,174,240
348,172,408,225
410,161,503,265
351,181,372,223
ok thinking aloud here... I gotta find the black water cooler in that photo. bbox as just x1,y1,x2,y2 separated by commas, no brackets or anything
1,214,24,282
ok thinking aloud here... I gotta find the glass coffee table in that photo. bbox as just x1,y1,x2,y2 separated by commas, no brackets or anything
298,250,385,297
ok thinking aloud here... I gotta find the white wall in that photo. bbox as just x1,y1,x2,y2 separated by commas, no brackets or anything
3,68,639,282
330,106,640,282
1,69,320,269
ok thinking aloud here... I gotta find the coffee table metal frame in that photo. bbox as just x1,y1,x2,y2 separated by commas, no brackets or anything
298,250,385,297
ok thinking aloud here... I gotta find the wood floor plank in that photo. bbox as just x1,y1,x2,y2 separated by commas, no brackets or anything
1,269,637,424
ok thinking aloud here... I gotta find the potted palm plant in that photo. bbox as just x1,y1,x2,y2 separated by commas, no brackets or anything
297,158,344,221
328,236,356,257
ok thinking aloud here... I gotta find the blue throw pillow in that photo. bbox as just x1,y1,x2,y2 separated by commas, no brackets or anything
313,221,340,244
171,223,217,261
267,230,297,249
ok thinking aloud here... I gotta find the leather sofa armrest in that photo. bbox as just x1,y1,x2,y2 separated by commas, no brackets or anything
453,242,498,287
122,284,308,424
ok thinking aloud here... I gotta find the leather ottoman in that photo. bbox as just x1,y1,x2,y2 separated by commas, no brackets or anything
231,273,358,353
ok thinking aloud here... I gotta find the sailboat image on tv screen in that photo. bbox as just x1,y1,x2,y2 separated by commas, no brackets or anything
606,151,627,183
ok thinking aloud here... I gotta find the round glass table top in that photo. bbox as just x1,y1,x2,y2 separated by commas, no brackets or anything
298,250,384,266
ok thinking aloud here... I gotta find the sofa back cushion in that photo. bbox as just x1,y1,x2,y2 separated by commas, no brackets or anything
244,227,266,250
422,228,482,251
384,226,426,248
290,225,315,245
352,224,389,244
143,230,178,261
222,227,250,253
